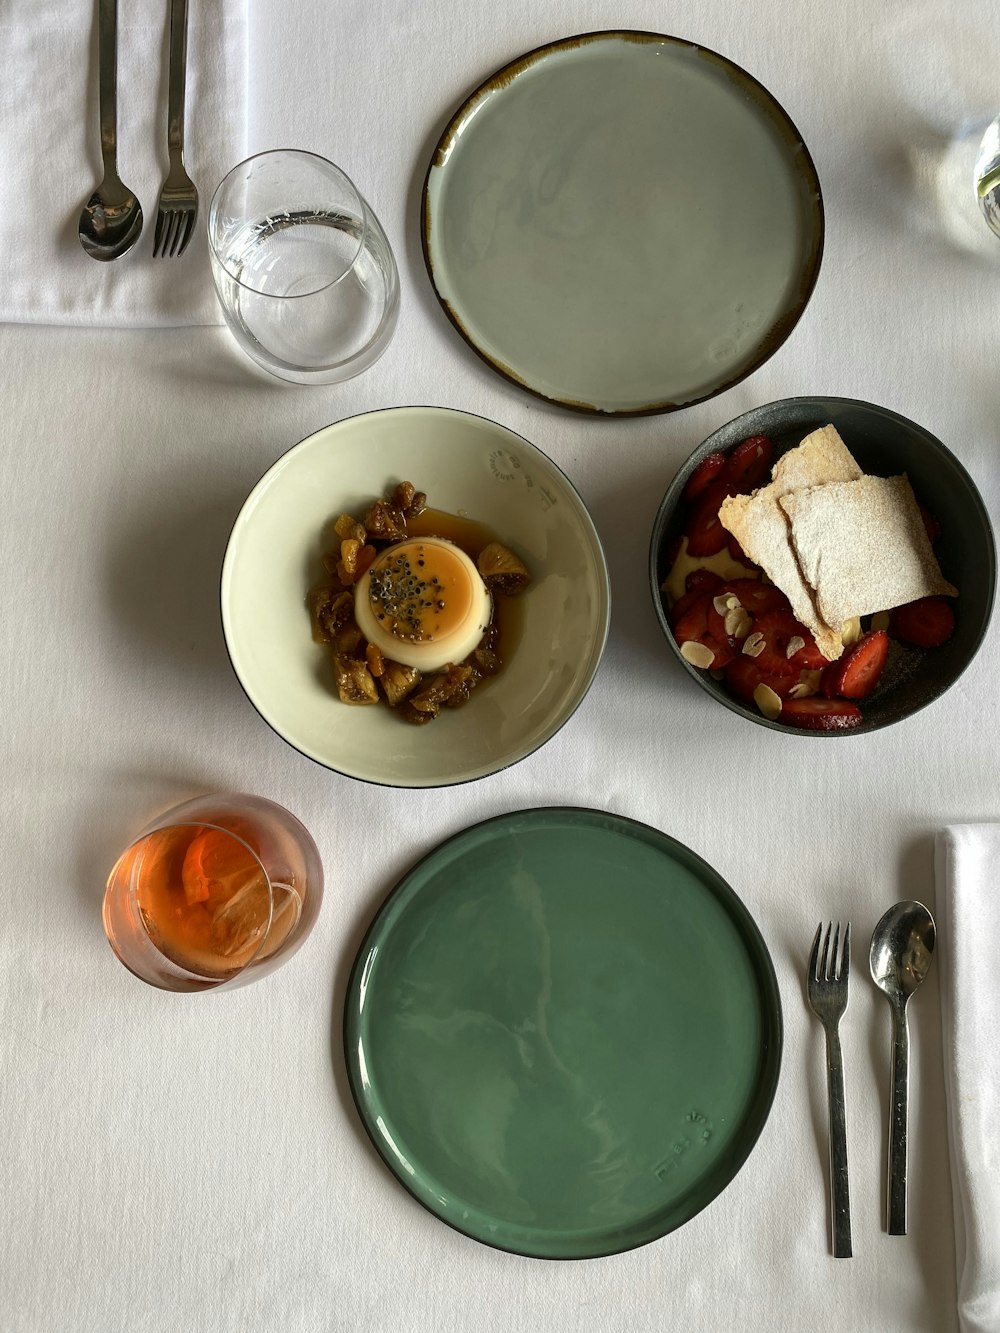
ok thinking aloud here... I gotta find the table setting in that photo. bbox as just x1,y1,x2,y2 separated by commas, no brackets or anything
2,1,999,1330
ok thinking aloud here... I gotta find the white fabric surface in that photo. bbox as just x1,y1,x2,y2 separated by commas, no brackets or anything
0,0,247,327
936,827,1000,1333
1,0,1000,1330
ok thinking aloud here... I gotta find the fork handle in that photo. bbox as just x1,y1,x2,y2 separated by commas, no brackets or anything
887,1001,910,1235
97,0,119,163
166,0,189,156
824,1026,853,1258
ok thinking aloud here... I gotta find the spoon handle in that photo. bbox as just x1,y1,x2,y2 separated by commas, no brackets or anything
97,0,119,164
887,1001,909,1234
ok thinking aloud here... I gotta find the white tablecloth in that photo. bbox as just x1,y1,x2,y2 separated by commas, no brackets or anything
2,1,999,1329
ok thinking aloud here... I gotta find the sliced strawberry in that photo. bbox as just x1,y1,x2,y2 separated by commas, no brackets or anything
720,579,790,618
671,590,734,669
727,533,753,566
683,451,727,501
724,656,798,706
890,596,956,648
685,481,731,557
821,629,889,699
685,568,725,595
753,609,827,674
780,697,863,731
918,504,941,545
669,586,711,631
720,434,774,494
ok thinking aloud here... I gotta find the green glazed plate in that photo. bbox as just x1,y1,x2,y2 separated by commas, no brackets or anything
345,808,782,1258
421,31,823,415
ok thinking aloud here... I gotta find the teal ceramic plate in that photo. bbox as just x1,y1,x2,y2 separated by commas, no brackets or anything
345,808,782,1258
421,31,823,416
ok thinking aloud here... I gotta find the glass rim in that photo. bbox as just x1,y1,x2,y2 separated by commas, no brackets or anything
208,148,370,298
104,820,276,983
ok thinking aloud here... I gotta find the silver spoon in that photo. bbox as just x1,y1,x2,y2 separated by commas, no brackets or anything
869,900,936,1235
79,0,143,261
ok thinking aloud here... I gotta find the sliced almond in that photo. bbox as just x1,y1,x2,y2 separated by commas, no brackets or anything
871,610,890,632
786,635,806,659
753,683,783,720
713,594,731,616
725,608,752,639
680,640,715,669
743,631,766,658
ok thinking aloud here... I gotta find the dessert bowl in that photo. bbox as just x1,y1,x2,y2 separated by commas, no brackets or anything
649,396,995,735
222,407,611,785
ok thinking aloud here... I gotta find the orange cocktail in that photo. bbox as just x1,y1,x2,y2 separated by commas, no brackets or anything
103,793,323,991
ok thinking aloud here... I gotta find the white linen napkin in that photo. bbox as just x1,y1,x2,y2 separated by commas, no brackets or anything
0,0,247,327
936,825,1000,1333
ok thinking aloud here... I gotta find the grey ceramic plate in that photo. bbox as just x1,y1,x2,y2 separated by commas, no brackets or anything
345,807,782,1258
421,31,824,416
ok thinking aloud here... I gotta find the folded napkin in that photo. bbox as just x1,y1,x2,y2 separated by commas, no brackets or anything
0,0,247,327
936,826,1000,1333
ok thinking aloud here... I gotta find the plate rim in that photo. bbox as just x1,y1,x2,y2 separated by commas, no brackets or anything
343,805,784,1259
420,28,825,417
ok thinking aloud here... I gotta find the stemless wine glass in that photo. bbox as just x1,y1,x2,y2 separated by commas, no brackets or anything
975,115,1000,238
103,793,323,992
208,150,399,385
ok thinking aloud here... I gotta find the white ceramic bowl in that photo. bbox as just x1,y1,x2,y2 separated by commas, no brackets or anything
221,407,611,786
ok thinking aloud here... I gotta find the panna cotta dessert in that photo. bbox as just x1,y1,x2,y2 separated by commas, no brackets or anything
354,536,493,672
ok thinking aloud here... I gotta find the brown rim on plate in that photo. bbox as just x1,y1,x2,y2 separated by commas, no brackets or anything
420,30,825,417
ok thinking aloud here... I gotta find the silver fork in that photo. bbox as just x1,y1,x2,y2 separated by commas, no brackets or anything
153,0,198,257
807,922,853,1258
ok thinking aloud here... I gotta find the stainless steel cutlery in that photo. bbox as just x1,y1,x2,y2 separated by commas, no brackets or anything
79,0,144,261
807,903,936,1252
807,922,853,1258
153,0,199,257
80,0,197,260
870,901,937,1235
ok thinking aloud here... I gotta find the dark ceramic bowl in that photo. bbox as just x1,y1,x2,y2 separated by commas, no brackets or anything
649,397,996,735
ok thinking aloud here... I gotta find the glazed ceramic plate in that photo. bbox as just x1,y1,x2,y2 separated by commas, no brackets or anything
422,31,823,415
345,808,782,1258
221,408,610,787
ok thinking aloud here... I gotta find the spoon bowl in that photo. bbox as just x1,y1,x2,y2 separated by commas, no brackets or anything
869,899,936,1235
870,900,936,1004
79,174,144,261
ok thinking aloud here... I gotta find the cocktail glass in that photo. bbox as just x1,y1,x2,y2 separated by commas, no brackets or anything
103,792,323,992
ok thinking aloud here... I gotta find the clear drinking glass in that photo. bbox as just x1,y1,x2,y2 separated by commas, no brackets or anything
103,793,323,992
975,115,1000,237
208,150,399,384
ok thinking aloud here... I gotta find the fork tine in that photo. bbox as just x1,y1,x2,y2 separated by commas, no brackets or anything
166,212,182,258
153,210,167,258
819,922,832,982
809,923,822,980
175,210,195,257
842,922,851,979
830,923,841,980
